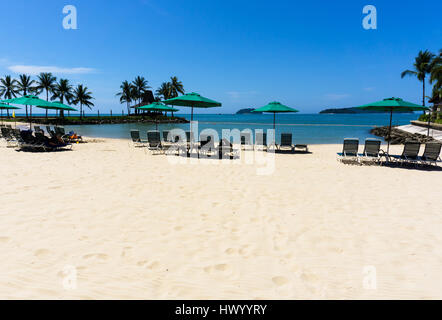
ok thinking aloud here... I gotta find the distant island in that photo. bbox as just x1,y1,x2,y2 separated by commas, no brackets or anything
319,107,413,114
236,108,261,114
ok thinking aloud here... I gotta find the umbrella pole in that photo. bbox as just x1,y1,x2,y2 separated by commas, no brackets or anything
273,113,275,130
387,108,393,155
29,106,32,130
427,109,431,137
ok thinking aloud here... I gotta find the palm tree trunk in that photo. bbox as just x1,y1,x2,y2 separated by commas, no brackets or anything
423,77,426,107
81,104,83,121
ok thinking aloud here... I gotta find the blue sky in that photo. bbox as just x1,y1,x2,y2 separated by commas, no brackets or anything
0,0,440,113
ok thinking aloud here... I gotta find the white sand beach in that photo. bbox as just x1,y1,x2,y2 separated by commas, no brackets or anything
0,138,441,299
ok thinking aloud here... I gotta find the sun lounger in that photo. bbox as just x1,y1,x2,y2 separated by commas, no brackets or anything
18,130,46,151
240,132,253,150
255,132,267,151
390,141,420,165
217,138,240,159
1,127,17,147
162,130,171,142
46,126,55,135
35,131,72,151
130,130,146,147
337,138,359,163
278,133,294,151
199,135,216,156
418,143,442,166
358,139,383,164
147,130,164,154
34,126,44,134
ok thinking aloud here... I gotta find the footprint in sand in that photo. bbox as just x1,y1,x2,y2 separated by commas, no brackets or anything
224,248,236,255
136,260,160,270
34,249,50,257
204,264,230,275
83,253,108,260
0,236,10,243
272,276,289,286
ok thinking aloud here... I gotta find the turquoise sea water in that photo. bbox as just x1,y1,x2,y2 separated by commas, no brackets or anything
63,113,420,144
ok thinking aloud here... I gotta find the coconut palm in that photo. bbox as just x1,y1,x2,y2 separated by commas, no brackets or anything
132,76,150,114
116,80,134,115
35,72,57,118
169,76,185,98
16,74,36,118
429,49,442,118
51,79,73,117
156,82,172,100
430,50,442,90
72,84,94,120
401,50,436,106
0,75,18,118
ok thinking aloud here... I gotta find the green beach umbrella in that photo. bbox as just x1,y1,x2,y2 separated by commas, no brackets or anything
355,97,429,153
137,102,179,129
0,103,20,110
42,101,77,112
0,103,20,123
253,101,299,130
163,92,221,121
137,102,179,112
3,95,58,127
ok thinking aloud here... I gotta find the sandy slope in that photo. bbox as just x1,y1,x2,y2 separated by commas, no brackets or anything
0,138,441,299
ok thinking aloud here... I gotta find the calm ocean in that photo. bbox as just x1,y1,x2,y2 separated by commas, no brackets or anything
62,113,420,144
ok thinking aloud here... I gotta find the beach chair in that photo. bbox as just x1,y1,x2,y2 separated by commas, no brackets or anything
35,131,71,151
147,130,164,154
278,133,294,151
34,126,44,134
217,138,240,159
390,141,421,165
255,132,267,151
130,130,146,147
240,132,253,150
1,127,17,147
418,143,442,166
199,135,216,156
18,130,46,151
162,130,170,142
358,139,383,164
337,138,359,163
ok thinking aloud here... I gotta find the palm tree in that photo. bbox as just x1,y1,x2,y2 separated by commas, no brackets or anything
16,74,35,118
35,72,57,118
51,79,73,117
156,82,172,100
401,50,436,106
72,84,94,120
116,80,134,116
169,76,185,98
429,49,442,120
0,75,18,118
132,76,150,114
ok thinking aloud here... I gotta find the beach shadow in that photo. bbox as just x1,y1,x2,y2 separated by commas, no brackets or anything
274,149,313,155
15,148,73,153
380,162,442,172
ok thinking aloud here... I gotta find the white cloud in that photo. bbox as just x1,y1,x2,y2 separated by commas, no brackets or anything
364,87,375,92
8,65,95,75
325,93,350,101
